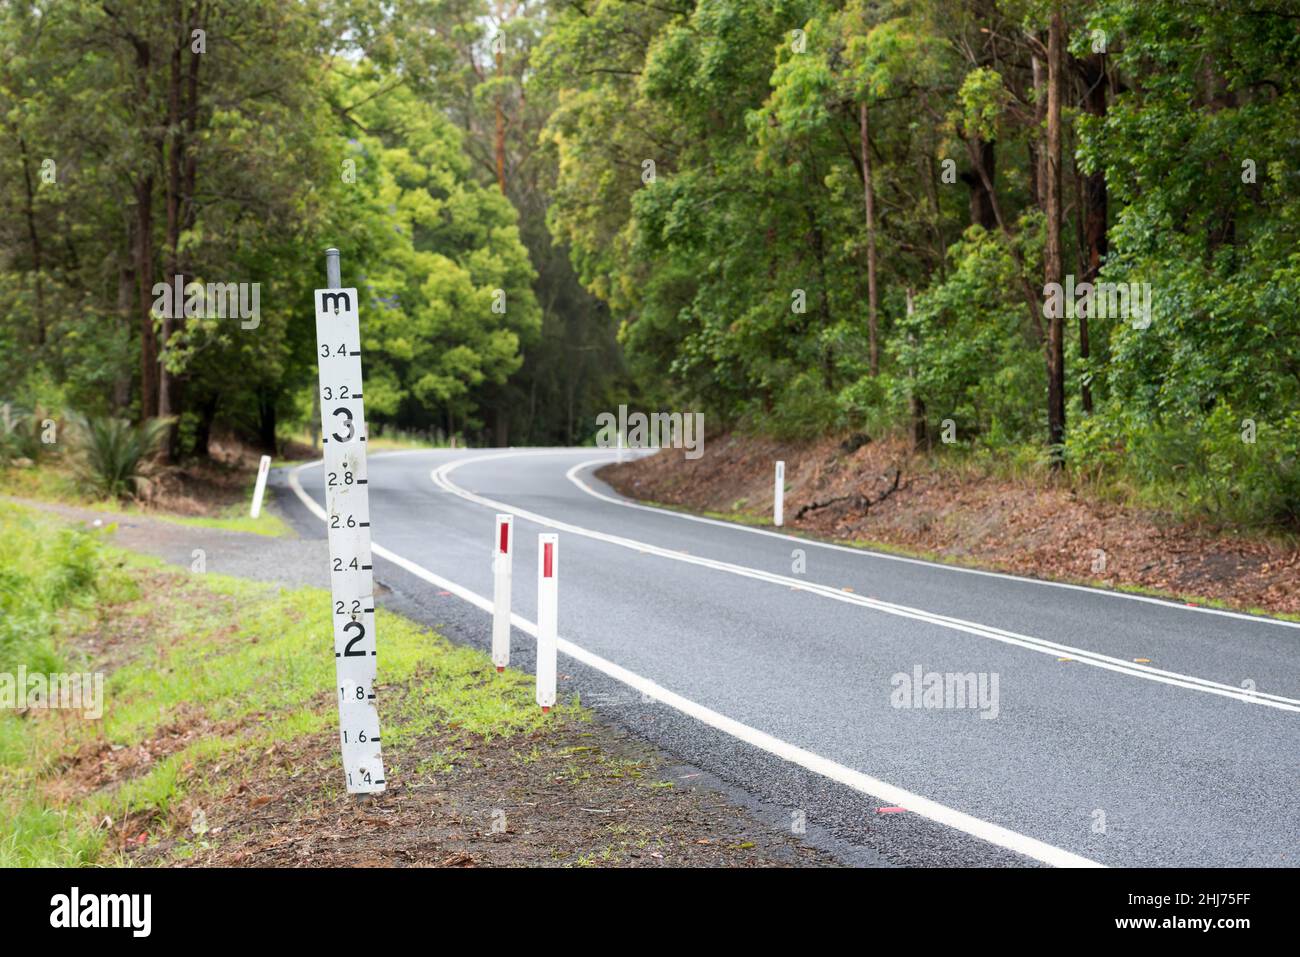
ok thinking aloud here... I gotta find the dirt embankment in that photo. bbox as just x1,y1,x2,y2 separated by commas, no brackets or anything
598,433,1300,616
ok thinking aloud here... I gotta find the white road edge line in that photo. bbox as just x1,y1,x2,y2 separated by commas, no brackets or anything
431,451,1299,712
567,451,1300,631
287,457,1103,869
571,463,1300,708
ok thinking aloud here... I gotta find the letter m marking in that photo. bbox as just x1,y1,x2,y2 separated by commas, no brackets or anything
318,291,353,314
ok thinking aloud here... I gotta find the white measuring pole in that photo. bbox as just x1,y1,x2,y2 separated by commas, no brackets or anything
774,460,785,527
249,454,271,518
314,247,385,795
536,533,558,712
492,513,513,672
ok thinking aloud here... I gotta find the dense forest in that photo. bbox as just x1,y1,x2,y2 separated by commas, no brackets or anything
2,0,1298,526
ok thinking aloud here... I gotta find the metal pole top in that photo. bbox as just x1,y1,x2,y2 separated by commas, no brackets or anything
325,248,341,289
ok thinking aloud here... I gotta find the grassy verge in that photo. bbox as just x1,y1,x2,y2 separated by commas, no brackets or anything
0,508,561,865
0,502,131,863
0,461,289,537
141,501,291,538
1,501,820,868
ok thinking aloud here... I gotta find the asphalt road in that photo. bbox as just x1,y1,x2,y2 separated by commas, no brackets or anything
277,447,1300,867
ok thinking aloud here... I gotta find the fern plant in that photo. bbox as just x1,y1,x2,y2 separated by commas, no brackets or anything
67,413,171,500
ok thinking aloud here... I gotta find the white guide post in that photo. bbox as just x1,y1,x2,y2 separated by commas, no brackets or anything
492,513,513,672
249,454,271,518
774,460,785,527
536,533,558,712
314,248,385,795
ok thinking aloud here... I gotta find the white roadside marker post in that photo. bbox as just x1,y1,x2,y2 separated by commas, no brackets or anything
536,533,558,712
314,247,385,795
492,513,513,672
249,454,271,518
774,460,785,527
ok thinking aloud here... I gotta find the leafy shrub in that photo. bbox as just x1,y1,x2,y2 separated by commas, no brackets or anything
891,228,1045,449
67,413,171,500
839,372,908,440
760,370,844,439
0,397,66,466
1076,405,1300,528
0,504,104,675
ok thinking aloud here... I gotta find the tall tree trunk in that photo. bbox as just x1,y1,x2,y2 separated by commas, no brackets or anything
1044,8,1066,466
115,254,135,413
134,172,159,421
159,0,185,457
906,289,927,453
960,139,997,230
128,30,160,422
1077,51,1108,415
258,391,277,454
494,43,507,192
859,101,879,376
194,392,218,458
1029,54,1047,207
17,135,46,346
801,158,836,389
183,4,201,238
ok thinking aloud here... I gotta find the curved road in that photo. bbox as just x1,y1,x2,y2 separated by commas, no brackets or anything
281,447,1300,868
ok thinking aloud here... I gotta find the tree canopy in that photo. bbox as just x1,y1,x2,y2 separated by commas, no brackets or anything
2,0,1297,526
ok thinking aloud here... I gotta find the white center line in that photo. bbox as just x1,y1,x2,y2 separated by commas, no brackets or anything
433,451,1299,712
287,453,1103,868
567,451,1300,631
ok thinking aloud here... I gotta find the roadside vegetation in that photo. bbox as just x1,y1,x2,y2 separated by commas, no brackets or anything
3,0,1295,547
536,0,1300,533
0,501,554,866
1,401,288,536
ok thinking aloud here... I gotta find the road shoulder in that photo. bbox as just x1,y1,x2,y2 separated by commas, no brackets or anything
4,498,838,868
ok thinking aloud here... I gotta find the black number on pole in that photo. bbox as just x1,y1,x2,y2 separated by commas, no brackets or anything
342,620,366,657
332,407,355,442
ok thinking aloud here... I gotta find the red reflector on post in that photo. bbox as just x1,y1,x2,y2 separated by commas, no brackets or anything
543,541,554,578
499,521,510,554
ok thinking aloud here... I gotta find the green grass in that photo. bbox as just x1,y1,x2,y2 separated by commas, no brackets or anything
0,501,122,682
0,461,81,501
1,461,290,537
0,501,576,866
143,500,291,538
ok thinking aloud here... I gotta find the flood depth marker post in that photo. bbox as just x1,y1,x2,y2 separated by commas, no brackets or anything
492,514,513,672
314,247,385,794
249,454,271,518
774,460,785,527
536,533,558,712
